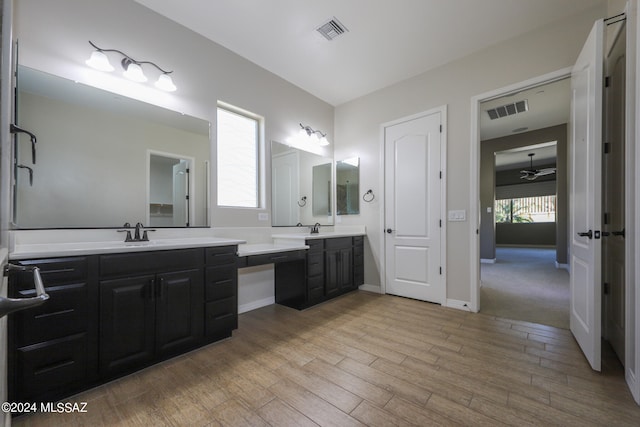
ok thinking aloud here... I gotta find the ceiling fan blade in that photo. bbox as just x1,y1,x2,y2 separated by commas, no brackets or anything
534,168,557,176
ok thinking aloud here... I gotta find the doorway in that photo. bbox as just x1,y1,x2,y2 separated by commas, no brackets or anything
147,151,194,227
477,78,571,328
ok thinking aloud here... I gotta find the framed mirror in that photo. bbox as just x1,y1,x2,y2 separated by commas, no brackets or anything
14,66,211,228
271,141,333,226
336,157,360,215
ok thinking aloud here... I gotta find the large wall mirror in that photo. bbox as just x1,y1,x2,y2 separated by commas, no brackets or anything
14,66,211,228
271,141,333,226
336,157,359,215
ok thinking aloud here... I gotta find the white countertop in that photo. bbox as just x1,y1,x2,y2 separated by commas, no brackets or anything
10,237,246,260
272,231,365,240
237,242,309,257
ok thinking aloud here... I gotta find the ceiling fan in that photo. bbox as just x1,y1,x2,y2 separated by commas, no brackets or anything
520,153,556,181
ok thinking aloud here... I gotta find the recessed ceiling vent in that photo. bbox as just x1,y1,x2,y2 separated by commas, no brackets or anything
486,99,528,120
316,17,349,41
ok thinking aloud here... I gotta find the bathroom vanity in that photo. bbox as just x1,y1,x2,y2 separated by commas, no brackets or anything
6,238,242,404
6,230,365,405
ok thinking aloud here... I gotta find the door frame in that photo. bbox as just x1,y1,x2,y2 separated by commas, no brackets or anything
378,105,447,300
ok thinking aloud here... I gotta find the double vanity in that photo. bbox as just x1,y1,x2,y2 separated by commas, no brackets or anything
6,228,365,406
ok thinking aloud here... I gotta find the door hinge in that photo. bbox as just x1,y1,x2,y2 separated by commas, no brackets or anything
439,171,442,179
604,142,610,154
439,219,442,228
605,76,610,88
186,168,190,174
439,124,442,133
185,195,190,200
603,282,610,295
439,267,442,275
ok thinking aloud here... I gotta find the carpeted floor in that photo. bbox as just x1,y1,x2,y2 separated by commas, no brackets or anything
480,247,570,329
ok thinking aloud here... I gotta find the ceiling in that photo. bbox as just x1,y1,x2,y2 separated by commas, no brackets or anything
134,0,604,106
495,142,557,172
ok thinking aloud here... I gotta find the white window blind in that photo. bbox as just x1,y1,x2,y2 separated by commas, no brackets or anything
217,107,259,208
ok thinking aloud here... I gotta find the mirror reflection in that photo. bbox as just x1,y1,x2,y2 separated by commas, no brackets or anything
271,141,333,226
336,157,360,215
14,66,210,228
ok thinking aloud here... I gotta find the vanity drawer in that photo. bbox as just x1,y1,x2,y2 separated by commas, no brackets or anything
307,276,324,301
12,257,88,290
205,298,237,336
100,249,201,277
205,265,236,301
247,250,306,266
307,253,324,277
353,236,364,246
12,333,88,401
305,239,324,253
325,237,353,250
205,246,237,266
12,282,89,347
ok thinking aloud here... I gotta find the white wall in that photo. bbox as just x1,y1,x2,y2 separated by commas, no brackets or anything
13,0,334,228
333,5,607,301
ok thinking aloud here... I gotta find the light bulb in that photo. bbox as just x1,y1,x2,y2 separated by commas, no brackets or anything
85,51,114,72
155,73,177,92
122,60,147,82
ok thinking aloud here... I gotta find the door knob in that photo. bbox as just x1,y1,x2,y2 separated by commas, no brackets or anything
577,230,593,239
386,228,393,234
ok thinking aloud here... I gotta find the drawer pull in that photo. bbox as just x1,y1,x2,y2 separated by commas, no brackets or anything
34,359,75,376
34,308,75,320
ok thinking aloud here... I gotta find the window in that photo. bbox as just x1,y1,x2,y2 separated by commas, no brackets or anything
495,195,556,223
217,106,259,208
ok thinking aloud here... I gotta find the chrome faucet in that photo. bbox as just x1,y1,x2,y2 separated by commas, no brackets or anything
310,222,321,234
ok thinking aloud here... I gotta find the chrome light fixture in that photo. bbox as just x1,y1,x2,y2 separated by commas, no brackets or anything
298,123,330,146
85,41,177,92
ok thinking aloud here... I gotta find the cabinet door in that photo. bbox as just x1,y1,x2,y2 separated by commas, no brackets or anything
99,275,155,376
325,250,340,297
338,248,354,291
156,269,203,355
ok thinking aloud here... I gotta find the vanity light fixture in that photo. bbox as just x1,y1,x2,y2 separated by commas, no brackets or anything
85,41,177,92
298,123,330,146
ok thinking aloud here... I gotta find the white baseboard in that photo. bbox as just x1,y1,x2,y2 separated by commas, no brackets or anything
480,258,496,264
238,296,275,314
555,262,569,271
446,299,473,312
359,284,382,294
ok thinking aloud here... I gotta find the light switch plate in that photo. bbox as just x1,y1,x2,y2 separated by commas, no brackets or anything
448,210,466,222
258,212,269,221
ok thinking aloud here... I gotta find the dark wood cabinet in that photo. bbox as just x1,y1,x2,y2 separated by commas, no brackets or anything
8,245,237,406
325,237,354,296
8,256,99,403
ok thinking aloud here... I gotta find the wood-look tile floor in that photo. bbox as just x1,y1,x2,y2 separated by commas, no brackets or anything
14,291,640,426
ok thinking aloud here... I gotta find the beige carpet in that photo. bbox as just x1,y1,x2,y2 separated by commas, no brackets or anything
480,247,570,329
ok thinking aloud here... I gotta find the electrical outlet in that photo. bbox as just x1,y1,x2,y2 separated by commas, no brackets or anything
258,212,269,221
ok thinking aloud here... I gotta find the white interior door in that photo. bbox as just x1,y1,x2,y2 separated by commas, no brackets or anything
569,20,604,372
384,111,443,304
172,161,189,227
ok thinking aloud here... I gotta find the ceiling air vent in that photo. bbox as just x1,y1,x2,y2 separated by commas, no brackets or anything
486,99,529,120
316,17,349,41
